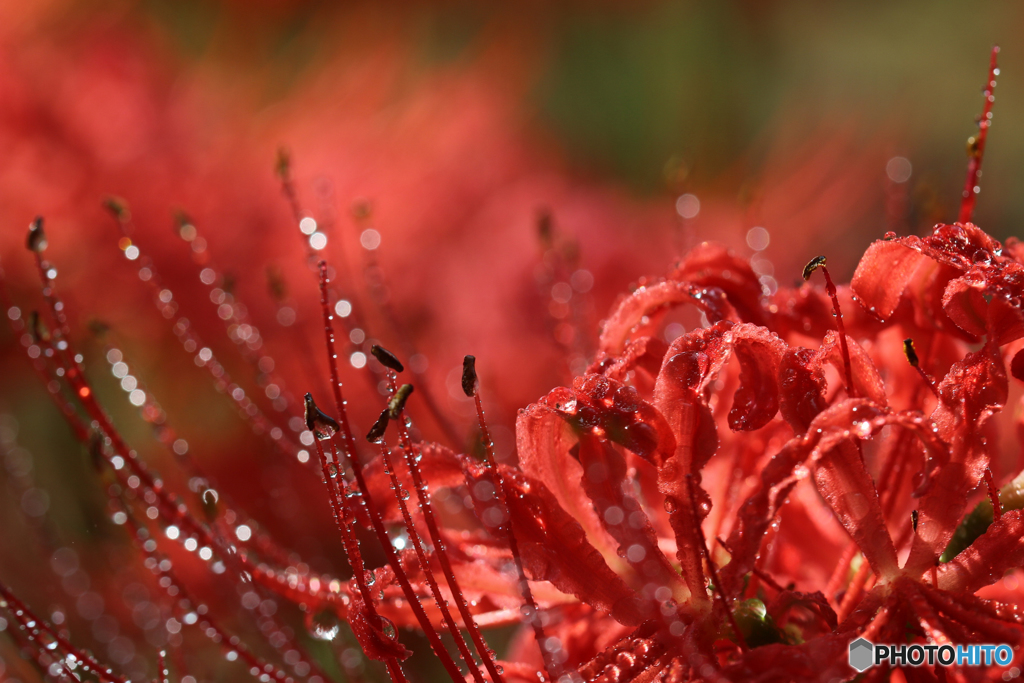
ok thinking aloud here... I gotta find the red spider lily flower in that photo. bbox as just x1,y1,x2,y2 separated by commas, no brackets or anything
2,27,1023,683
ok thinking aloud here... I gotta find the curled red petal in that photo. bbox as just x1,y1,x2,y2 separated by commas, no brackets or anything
778,347,827,432
669,242,767,326
726,324,788,430
589,335,669,385
818,331,887,405
938,509,1024,595
516,401,620,567
577,433,688,602
943,266,1024,346
570,374,677,465
465,463,644,625
851,239,929,320
941,272,991,338
654,321,786,435
599,280,736,356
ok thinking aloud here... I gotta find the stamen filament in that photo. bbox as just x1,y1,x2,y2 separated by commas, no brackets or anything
465,355,562,682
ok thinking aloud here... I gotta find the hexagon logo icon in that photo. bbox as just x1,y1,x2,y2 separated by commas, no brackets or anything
849,638,874,672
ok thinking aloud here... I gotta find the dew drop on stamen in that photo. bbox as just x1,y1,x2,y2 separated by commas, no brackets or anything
375,615,397,641
305,610,340,642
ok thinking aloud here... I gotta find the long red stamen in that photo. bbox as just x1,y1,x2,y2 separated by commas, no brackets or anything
387,373,506,683
25,237,344,617
0,579,127,683
687,474,746,652
307,409,377,609
959,46,1000,224
464,355,562,682
316,262,466,682
375,436,488,683
102,206,305,460
804,256,855,397
984,468,1002,521
157,650,168,683
903,338,938,397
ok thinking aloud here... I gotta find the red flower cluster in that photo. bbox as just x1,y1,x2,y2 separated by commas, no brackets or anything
1,44,1022,683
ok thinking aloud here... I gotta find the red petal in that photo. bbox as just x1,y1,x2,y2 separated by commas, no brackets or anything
577,434,688,601
599,280,736,356
516,401,622,568
725,324,789,430
720,436,810,592
778,347,827,431
905,345,1007,575
850,239,928,320
568,374,677,465
817,331,888,405
466,463,644,625
809,403,900,580
669,242,766,326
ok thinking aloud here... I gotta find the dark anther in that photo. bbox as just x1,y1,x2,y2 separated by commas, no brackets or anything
537,208,553,247
29,311,49,343
304,393,339,434
26,216,47,253
266,266,287,302
103,197,130,223
802,255,827,281
911,509,919,532
201,489,220,521
903,338,920,367
461,355,478,398
275,148,292,181
967,135,981,159
87,319,111,337
366,409,390,443
371,345,404,373
388,384,414,419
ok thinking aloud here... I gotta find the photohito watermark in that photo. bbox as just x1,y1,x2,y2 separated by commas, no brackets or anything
849,638,1014,672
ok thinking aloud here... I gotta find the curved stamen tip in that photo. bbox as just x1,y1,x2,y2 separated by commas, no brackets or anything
304,392,340,433
371,344,404,373
911,509,919,533
275,147,292,180
802,255,827,281
103,197,131,223
388,384,415,419
26,216,47,253
461,355,477,398
366,409,390,443
29,310,49,343
903,338,920,367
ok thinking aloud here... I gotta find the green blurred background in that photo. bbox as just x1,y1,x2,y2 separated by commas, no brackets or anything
130,0,1024,233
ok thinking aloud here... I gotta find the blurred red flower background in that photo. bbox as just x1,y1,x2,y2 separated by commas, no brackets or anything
2,1,1024,682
